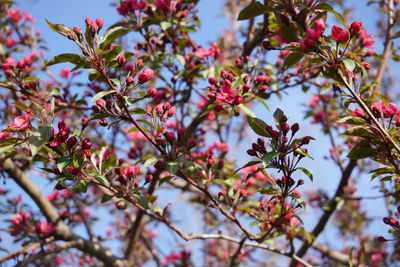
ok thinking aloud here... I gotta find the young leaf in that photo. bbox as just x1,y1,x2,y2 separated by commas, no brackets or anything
283,52,304,70
297,167,313,181
47,53,85,66
46,19,75,38
167,161,178,175
98,27,132,50
237,1,270,20
91,90,114,102
247,117,270,137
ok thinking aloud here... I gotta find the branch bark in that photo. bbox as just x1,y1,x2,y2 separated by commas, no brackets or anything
289,159,357,266
2,159,129,267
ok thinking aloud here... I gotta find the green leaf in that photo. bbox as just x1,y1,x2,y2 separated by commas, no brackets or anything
254,96,270,111
46,19,75,38
57,156,71,172
0,144,14,154
134,194,148,209
283,52,304,70
234,161,262,174
29,126,53,156
175,55,185,66
342,58,356,72
315,3,347,28
295,148,314,159
101,194,113,203
143,157,159,168
47,53,85,66
76,181,87,193
342,126,372,138
297,167,313,181
232,74,247,89
98,26,132,50
91,173,110,187
371,91,389,106
291,195,306,210
262,151,279,167
238,104,256,118
337,116,367,125
347,142,375,159
273,108,284,128
160,21,172,30
167,161,178,175
237,1,270,20
91,90,114,102
360,81,377,95
247,117,270,137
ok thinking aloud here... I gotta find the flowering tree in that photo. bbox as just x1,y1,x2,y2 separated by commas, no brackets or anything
1,0,400,266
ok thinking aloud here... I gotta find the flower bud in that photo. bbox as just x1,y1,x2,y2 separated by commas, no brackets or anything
81,117,89,127
138,68,153,83
187,140,196,149
291,123,299,133
146,87,157,97
350,21,362,36
95,17,103,30
117,54,125,65
302,136,310,144
165,132,176,143
66,136,78,149
247,149,256,156
82,138,92,149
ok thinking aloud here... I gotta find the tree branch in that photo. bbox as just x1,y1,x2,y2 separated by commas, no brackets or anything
2,159,129,267
289,159,357,266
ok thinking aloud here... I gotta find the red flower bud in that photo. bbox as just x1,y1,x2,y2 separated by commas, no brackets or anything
96,98,106,109
146,87,157,97
281,122,290,134
85,17,93,26
81,117,89,127
262,40,272,50
208,77,218,85
291,123,299,133
187,140,196,149
58,119,66,130
302,136,310,144
331,25,349,43
126,76,134,84
73,27,82,36
66,136,78,149
271,130,280,138
138,68,153,83
165,132,176,143
82,138,92,149
117,54,125,65
352,107,365,118
350,21,362,36
95,17,103,30
233,95,242,105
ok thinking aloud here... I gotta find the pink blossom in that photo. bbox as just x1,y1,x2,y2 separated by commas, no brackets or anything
7,9,22,23
59,67,70,78
216,83,236,104
8,110,31,131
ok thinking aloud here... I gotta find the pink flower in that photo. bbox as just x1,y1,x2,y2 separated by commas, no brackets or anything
7,9,22,23
359,28,375,48
59,67,70,78
24,12,36,23
331,25,349,43
216,83,236,104
8,110,31,131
